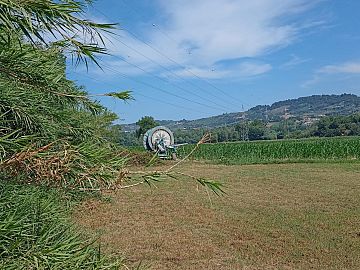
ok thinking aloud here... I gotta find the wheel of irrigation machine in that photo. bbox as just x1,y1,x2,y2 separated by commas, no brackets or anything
143,126,174,152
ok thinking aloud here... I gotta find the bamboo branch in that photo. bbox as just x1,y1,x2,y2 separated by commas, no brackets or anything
166,133,211,172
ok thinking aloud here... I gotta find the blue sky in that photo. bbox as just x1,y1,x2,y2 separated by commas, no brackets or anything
67,0,360,124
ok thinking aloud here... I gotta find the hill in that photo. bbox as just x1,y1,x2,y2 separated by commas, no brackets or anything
122,94,360,132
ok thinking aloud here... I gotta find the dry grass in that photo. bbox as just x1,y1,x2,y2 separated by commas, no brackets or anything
74,162,360,269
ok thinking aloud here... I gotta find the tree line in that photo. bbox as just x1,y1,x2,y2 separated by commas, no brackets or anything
118,113,360,146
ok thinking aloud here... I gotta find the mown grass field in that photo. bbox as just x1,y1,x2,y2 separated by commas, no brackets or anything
178,136,360,164
74,162,360,270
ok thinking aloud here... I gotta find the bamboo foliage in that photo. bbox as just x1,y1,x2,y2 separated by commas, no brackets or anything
0,22,131,189
0,0,116,66
0,181,125,269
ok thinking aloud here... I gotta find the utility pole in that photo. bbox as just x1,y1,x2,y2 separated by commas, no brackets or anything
265,106,269,124
284,107,290,137
242,118,249,141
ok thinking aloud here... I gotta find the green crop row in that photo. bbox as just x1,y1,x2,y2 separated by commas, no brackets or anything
177,137,360,164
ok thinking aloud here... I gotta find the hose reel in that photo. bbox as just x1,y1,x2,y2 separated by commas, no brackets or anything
143,126,179,159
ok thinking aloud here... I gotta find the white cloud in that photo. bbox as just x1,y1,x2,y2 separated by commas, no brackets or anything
89,0,323,79
232,62,273,78
170,62,272,79
281,54,311,69
155,0,308,64
302,61,360,87
319,62,360,74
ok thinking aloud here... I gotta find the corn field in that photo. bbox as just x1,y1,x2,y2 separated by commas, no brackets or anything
178,137,360,164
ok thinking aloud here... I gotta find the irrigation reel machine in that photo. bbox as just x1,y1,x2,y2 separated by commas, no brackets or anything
143,126,186,160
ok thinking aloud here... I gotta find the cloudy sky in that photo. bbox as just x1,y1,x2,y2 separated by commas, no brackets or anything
67,0,360,123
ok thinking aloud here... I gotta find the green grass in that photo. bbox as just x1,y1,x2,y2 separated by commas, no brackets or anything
0,181,124,270
178,136,360,164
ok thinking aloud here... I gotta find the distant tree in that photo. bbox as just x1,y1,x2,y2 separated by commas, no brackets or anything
311,114,360,137
248,120,266,140
235,121,249,141
136,116,158,138
118,131,141,146
169,112,360,145
217,129,228,142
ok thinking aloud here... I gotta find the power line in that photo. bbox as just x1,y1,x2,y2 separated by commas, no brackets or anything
124,28,251,108
105,56,226,112
134,92,207,115
92,60,226,113
101,32,232,112
124,29,248,109
71,69,209,115
94,9,238,112
151,23,179,48
93,6,249,111
150,21,250,106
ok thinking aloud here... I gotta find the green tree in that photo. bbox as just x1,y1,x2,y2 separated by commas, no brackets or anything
135,116,158,138
248,120,266,141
